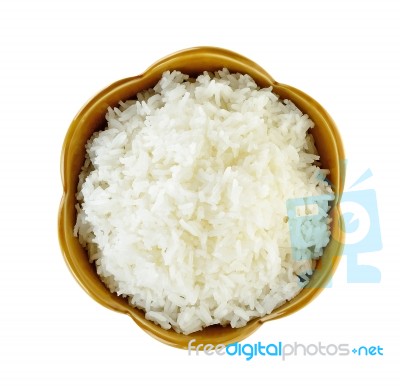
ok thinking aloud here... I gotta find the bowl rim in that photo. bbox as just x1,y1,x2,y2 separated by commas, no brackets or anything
59,46,345,349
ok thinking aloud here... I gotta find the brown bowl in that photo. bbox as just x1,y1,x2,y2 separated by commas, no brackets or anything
58,46,345,349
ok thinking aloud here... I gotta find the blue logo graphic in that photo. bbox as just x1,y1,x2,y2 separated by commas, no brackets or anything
287,163,382,284
286,194,334,262
341,179,382,282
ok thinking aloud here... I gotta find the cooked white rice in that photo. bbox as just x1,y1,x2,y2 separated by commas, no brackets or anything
74,69,333,334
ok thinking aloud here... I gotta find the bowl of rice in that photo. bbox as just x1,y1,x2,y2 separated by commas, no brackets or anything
59,46,345,349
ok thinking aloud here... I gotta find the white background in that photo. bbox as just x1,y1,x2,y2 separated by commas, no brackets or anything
1,0,399,384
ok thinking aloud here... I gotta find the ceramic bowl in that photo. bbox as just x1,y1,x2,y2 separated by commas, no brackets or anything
59,46,345,349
